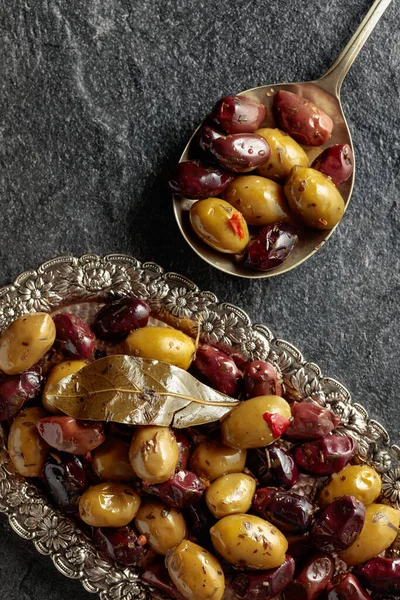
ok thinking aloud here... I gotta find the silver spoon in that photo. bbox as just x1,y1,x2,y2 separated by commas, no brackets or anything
173,0,393,279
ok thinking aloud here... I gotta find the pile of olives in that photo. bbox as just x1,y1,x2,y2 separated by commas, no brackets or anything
0,296,399,600
169,91,354,272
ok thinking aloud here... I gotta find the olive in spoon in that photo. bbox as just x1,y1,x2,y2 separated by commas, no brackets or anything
173,0,393,278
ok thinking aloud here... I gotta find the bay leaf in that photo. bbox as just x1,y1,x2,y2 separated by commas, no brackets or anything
47,355,240,428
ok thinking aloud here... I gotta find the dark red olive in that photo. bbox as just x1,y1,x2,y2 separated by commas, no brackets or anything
245,223,299,272
293,434,357,476
253,487,316,532
312,144,354,187
0,366,43,421
246,449,273,486
282,552,335,600
53,313,95,359
92,298,150,341
183,498,216,547
243,360,282,398
168,160,234,199
93,526,149,567
209,94,267,134
355,557,400,595
192,344,242,397
108,422,136,441
44,454,87,514
174,431,191,471
311,495,365,552
266,444,299,488
142,470,205,508
232,555,295,599
37,416,105,454
286,532,315,559
209,341,248,371
283,402,340,442
198,125,224,156
326,573,372,600
142,559,187,600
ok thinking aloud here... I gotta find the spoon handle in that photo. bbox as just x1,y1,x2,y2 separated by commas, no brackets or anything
318,0,393,96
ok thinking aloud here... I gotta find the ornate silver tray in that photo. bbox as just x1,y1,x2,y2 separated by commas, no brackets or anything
0,253,399,600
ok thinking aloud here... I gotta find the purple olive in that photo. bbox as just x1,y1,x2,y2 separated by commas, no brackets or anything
192,344,242,397
168,160,234,199
311,495,365,552
326,573,372,600
92,297,150,341
312,144,354,187
266,444,299,488
209,95,267,134
0,366,43,421
175,431,191,471
355,557,400,595
286,532,315,559
183,498,216,547
209,341,248,371
44,454,88,514
142,470,205,508
198,125,224,156
231,555,295,599
283,402,340,442
93,526,149,567
253,487,316,532
293,434,358,476
37,416,105,454
243,360,282,398
246,449,273,486
142,559,187,600
282,552,335,600
53,313,95,359
245,223,299,272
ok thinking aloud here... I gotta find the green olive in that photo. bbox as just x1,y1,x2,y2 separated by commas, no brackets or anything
92,437,136,482
255,128,309,181
318,464,382,508
205,473,256,518
284,166,345,229
166,540,225,600
221,395,291,449
124,326,195,370
190,440,247,481
223,175,290,226
210,513,288,569
42,359,87,413
79,482,141,527
135,500,187,555
8,406,49,477
190,198,249,254
0,313,56,375
129,425,179,483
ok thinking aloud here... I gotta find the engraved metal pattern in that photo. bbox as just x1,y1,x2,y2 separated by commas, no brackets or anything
0,253,399,599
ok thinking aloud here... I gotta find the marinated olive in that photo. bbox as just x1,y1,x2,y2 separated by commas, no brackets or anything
205,473,256,518
284,166,345,229
282,552,335,600
284,402,340,442
209,95,267,134
341,504,400,566
355,557,400,595
8,406,49,477
184,498,217,547
92,298,150,342
166,539,225,600
129,425,179,483
192,344,242,396
244,360,281,398
266,444,299,488
286,532,314,559
231,555,295,600
79,482,141,528
0,313,56,375
312,144,354,187
253,487,316,532
326,573,372,600
93,525,149,567
223,175,290,226
190,439,247,481
92,437,136,482
245,223,299,271
221,395,291,449
198,125,223,156
255,128,309,181
168,160,234,199
0,366,43,421
42,359,87,413
135,500,187,555
142,560,187,600
44,454,88,514
274,90,333,146
53,313,95,359
311,495,365,552
318,464,382,508
143,470,205,508
210,513,288,570
37,416,105,455
189,198,249,254
294,433,357,476
124,326,195,370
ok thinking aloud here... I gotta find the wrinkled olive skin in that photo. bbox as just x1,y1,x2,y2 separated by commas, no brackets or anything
244,360,281,398
245,223,299,271
0,366,43,421
205,473,256,518
37,416,105,455
210,513,288,570
190,440,247,481
190,198,249,254
8,406,49,477
79,482,141,528
92,437,136,482
93,525,149,567
0,313,56,375
256,128,309,181
142,560,187,600
135,500,187,555
124,326,195,370
93,298,150,342
274,90,333,146
311,495,365,552
129,425,179,484
355,557,400,595
210,95,267,134
231,555,295,600
192,344,242,396
168,160,234,199
266,444,299,488
318,464,382,508
284,402,340,442
44,454,88,514
340,503,400,566
294,433,357,476
326,573,372,600
166,539,225,600
53,313,95,359
143,469,205,508
223,175,290,226
282,552,335,600
221,395,291,449
42,359,87,413
312,144,354,187
284,166,345,229
253,487,316,532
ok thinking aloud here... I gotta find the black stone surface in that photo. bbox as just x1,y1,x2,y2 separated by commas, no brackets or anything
0,0,399,597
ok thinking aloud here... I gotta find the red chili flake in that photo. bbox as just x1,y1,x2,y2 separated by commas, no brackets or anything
228,212,245,239
263,412,291,438
137,535,147,546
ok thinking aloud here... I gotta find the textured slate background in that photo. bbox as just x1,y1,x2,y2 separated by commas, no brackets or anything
0,0,399,597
